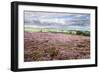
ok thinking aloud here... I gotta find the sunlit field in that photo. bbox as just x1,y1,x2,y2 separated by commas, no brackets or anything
25,27,90,36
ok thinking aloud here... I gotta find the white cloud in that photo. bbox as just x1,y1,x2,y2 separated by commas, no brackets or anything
24,11,90,27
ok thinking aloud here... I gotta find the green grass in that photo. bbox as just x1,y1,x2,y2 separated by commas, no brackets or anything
25,27,41,32
24,27,90,36
25,27,63,32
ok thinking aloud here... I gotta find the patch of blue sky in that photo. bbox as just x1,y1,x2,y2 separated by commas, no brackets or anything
31,14,90,22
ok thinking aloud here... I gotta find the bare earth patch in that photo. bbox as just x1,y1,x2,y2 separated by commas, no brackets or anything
24,32,90,62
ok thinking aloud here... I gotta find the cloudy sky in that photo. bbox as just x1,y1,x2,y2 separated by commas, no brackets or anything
24,11,90,31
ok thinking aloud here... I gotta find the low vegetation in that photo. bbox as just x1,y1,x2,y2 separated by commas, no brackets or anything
24,31,90,62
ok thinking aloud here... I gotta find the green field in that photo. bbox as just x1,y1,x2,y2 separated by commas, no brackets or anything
25,27,64,32
24,27,90,36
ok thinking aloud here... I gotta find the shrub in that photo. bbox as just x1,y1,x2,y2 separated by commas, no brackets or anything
31,50,44,60
45,47,59,58
76,31,90,36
